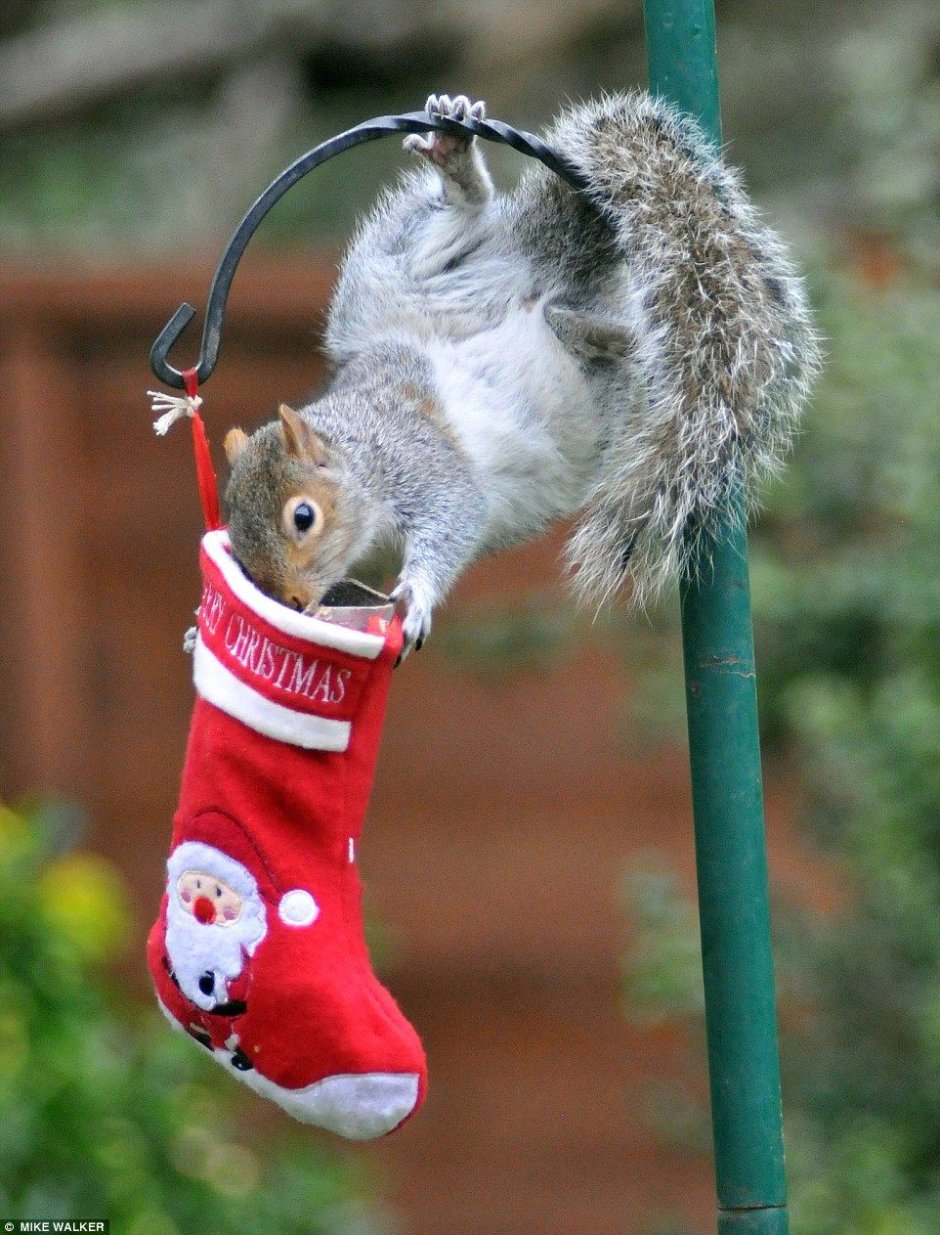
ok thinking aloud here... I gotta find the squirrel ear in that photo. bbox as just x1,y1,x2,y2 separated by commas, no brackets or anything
224,428,249,465
278,404,329,467
544,304,636,362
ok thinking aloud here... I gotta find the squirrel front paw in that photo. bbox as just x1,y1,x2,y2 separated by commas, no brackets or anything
391,580,433,663
403,94,486,165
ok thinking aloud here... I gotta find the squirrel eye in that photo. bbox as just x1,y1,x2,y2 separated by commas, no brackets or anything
293,502,317,534
283,495,323,541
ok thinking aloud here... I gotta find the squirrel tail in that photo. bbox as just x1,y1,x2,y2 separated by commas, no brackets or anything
541,92,822,609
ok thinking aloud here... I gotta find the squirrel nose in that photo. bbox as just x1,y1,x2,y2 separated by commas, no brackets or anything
193,896,216,924
198,971,215,996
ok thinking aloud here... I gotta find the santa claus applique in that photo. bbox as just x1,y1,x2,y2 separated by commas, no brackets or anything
165,837,268,1019
148,529,427,1140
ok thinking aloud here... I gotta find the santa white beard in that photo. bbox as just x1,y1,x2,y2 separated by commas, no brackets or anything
165,877,267,1011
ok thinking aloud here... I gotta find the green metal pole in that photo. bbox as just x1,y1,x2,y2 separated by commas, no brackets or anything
642,4,789,1234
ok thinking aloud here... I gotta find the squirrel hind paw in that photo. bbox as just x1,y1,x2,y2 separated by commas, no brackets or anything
406,94,488,167
419,93,485,134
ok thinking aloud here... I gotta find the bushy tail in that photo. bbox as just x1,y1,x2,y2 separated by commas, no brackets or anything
539,93,821,608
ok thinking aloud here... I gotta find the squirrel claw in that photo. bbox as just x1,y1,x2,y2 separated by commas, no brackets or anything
391,580,432,662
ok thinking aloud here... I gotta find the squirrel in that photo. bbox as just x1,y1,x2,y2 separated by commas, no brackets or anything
223,92,820,655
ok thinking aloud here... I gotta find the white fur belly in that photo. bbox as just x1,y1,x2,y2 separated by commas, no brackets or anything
427,307,602,548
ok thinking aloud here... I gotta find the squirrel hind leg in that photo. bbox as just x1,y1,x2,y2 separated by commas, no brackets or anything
544,303,636,363
404,94,492,206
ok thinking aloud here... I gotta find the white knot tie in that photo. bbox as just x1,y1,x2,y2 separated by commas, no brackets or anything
149,389,204,436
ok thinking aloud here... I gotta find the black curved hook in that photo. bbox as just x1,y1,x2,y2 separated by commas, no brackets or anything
149,110,590,388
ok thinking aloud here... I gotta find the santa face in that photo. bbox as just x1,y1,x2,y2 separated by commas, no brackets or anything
176,870,243,927
164,841,267,1012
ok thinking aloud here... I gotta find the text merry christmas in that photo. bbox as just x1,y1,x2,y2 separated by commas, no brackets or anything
200,580,353,707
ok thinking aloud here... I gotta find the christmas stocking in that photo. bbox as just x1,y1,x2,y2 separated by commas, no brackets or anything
147,528,427,1140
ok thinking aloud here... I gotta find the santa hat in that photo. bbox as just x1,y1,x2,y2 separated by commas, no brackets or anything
173,812,321,929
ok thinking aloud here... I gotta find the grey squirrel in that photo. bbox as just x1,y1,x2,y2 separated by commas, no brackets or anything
223,92,820,655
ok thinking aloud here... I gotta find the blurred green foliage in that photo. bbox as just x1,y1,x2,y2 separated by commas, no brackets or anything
622,257,940,1234
756,269,940,1235
0,800,387,1234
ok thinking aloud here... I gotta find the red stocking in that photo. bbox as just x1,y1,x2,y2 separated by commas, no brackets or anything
147,530,427,1139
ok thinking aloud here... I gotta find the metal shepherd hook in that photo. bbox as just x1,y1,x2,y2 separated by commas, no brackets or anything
149,109,589,389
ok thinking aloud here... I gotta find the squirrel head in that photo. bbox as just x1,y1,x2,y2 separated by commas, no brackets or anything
222,403,358,612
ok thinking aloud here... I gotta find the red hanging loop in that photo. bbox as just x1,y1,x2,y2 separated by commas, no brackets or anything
182,367,222,532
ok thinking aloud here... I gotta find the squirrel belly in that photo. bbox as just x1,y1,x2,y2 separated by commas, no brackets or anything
424,299,605,553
